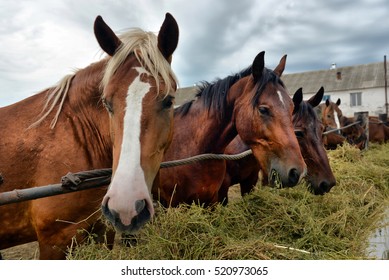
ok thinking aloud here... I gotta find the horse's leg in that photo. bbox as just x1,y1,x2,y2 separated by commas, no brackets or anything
37,220,107,259
240,172,258,196
31,192,104,259
218,175,231,206
260,171,269,187
384,125,389,142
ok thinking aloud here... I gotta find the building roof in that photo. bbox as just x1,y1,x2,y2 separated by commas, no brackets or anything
175,60,389,105
282,61,389,95
174,86,199,106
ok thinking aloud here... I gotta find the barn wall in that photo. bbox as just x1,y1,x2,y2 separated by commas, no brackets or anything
300,87,387,117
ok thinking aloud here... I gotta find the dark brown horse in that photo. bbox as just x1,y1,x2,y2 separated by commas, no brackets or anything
153,51,306,207
322,131,346,150
331,99,366,149
369,116,389,143
219,87,336,203
0,14,179,259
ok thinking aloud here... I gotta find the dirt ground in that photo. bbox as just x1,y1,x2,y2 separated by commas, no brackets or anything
2,242,39,260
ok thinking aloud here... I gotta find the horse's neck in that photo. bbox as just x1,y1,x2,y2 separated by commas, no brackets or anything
58,60,112,164
172,96,236,155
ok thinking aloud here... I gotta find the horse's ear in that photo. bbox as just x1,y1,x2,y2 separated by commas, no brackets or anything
308,86,324,108
336,98,341,106
94,15,122,56
158,13,179,63
292,88,303,114
325,99,330,107
273,54,287,77
252,51,265,83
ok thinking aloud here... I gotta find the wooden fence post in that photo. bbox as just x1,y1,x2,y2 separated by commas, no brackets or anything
354,111,369,150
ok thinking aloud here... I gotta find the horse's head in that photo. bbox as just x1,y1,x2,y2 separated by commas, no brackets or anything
233,51,306,187
332,98,366,148
95,14,179,233
321,98,341,130
292,87,336,194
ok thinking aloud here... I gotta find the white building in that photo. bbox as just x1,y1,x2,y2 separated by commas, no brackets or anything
282,61,389,117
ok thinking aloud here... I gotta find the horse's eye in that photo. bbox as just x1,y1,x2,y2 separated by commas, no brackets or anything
258,106,270,115
162,95,174,109
295,130,304,138
102,98,113,114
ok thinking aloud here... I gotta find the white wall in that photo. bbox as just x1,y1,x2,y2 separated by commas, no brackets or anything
303,87,388,117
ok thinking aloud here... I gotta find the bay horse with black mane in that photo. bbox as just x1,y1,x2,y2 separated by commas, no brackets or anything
153,51,306,207
331,99,366,149
0,14,179,259
317,98,367,149
219,87,336,204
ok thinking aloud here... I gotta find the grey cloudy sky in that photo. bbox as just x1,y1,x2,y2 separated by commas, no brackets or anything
0,0,388,106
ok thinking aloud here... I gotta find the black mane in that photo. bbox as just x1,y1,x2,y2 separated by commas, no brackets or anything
175,66,252,119
293,100,318,124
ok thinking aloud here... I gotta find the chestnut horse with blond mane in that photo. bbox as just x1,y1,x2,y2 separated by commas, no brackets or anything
0,14,179,259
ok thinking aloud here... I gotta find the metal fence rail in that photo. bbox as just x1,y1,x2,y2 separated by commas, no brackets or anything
0,150,253,206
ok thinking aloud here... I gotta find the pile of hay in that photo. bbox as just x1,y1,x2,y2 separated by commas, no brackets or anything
68,143,389,260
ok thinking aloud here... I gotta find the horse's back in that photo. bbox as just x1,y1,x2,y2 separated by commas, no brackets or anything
369,122,388,143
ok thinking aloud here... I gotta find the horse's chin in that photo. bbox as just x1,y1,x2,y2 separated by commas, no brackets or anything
102,205,151,234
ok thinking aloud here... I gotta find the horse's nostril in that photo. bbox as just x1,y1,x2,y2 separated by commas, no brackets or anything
135,199,146,214
319,181,330,193
288,168,300,186
319,180,336,193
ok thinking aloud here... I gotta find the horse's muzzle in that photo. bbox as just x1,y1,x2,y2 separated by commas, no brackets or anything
102,199,151,233
311,180,336,195
270,167,305,188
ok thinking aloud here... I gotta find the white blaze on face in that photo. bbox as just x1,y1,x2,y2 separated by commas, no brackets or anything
277,90,285,107
333,108,340,129
104,67,154,225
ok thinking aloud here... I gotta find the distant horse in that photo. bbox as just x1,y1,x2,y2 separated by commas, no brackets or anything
331,99,366,149
153,51,306,207
219,87,336,203
316,98,341,131
322,131,346,150
315,99,345,149
368,117,389,143
0,14,179,259
317,99,366,149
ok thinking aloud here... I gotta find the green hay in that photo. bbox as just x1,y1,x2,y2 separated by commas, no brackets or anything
68,143,389,260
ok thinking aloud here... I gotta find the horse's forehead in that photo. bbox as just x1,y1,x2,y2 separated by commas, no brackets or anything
323,104,334,114
276,90,286,107
108,66,155,98
265,84,292,108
